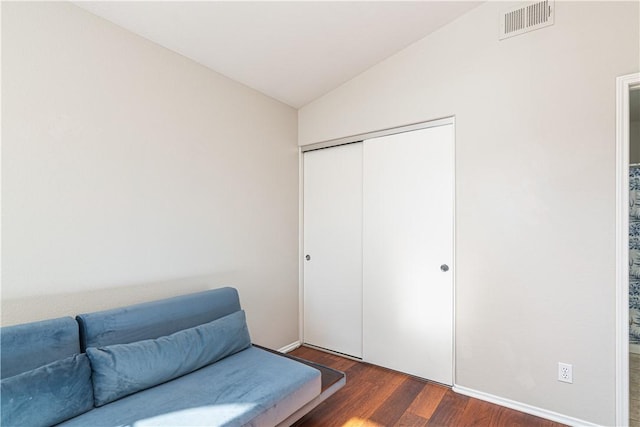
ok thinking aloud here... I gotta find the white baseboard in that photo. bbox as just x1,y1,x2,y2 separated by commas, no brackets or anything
277,341,301,353
630,343,640,354
452,385,599,427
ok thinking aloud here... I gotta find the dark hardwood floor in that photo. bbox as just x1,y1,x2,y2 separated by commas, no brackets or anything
290,346,566,427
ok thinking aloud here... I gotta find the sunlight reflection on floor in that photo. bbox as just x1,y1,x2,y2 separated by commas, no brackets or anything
341,417,384,427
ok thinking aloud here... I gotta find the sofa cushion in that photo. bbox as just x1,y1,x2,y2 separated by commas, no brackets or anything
0,353,94,427
58,347,321,427
77,287,241,351
0,316,80,379
87,310,251,406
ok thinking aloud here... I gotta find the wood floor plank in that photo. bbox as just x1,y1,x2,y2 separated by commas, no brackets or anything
456,398,502,426
293,346,358,372
395,411,430,427
406,381,448,420
294,362,372,427
294,362,405,427
492,406,553,427
426,388,470,426
289,346,567,427
335,365,407,426
368,376,425,425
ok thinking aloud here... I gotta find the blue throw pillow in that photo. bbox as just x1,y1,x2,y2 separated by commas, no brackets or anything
0,353,94,427
86,309,251,406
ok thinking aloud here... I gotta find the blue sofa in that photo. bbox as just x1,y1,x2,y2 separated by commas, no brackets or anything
1,287,343,426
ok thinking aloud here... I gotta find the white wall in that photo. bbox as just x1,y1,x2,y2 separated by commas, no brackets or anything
299,1,639,425
1,2,299,350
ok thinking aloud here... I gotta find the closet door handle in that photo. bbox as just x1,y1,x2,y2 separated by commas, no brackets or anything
440,264,449,272
306,254,311,261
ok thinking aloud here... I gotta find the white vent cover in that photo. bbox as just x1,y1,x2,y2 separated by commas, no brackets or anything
500,0,554,40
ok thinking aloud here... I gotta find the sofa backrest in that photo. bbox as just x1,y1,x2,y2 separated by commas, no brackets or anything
0,316,80,379
76,287,241,351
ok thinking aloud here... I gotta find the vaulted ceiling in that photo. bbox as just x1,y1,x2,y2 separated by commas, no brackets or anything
75,1,483,108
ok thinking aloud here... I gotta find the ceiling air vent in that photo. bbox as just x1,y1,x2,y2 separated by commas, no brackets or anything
500,0,554,40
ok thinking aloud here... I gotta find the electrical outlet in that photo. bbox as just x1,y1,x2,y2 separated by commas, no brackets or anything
558,362,573,383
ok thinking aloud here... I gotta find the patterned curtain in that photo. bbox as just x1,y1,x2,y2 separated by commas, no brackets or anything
629,166,640,346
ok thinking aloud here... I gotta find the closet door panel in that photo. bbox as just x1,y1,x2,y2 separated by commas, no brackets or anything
303,143,363,358
363,125,454,384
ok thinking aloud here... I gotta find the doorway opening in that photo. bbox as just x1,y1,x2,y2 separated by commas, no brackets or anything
629,86,640,426
616,72,640,426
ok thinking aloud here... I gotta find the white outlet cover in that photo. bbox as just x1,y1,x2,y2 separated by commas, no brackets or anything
558,362,573,383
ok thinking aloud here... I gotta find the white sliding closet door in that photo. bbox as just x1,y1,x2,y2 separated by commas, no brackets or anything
363,125,454,384
303,143,363,358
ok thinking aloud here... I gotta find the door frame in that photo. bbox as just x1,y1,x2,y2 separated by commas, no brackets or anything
616,72,640,426
300,116,455,153
298,116,456,382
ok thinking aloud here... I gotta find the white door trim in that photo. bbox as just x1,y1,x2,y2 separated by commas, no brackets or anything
298,148,305,346
616,72,639,426
300,116,455,153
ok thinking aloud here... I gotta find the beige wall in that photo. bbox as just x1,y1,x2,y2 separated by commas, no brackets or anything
630,88,640,162
1,2,299,350
632,122,640,164
299,1,639,425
